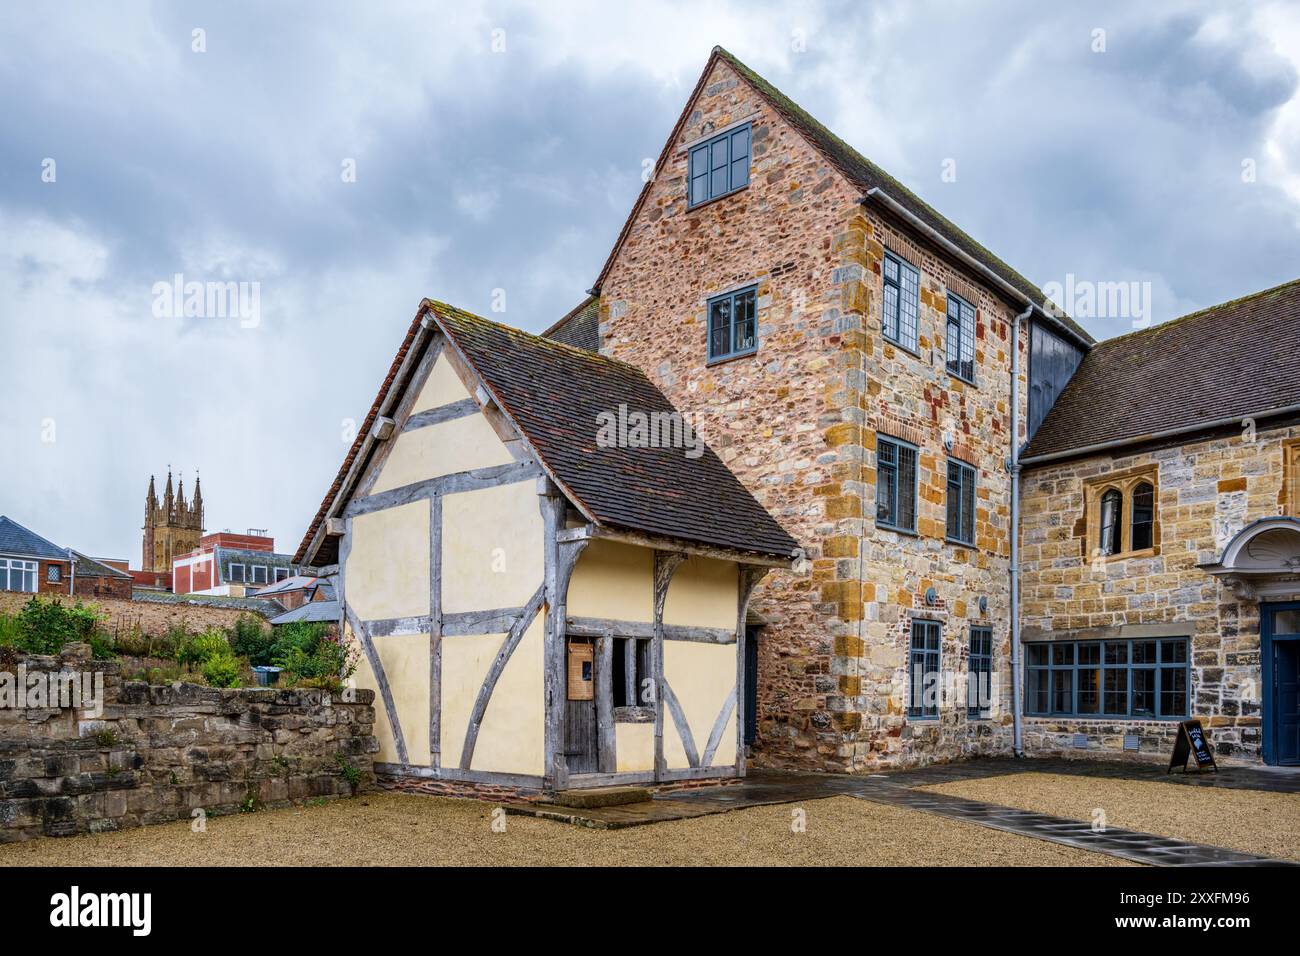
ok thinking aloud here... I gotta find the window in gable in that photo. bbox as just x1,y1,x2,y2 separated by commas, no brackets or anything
946,458,977,546
707,285,758,361
882,251,919,352
877,435,918,533
1131,482,1154,551
945,292,976,382
688,123,751,207
1099,489,1122,557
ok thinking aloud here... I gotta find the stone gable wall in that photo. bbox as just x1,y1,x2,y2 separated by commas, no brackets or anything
600,58,1027,770
1018,422,1300,761
0,644,377,842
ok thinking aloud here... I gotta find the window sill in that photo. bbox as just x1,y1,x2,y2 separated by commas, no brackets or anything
686,184,749,214
706,348,758,368
1023,714,1187,723
947,370,977,387
907,714,941,722
877,523,919,538
1100,547,1158,562
882,336,922,360
613,706,655,724
945,536,976,550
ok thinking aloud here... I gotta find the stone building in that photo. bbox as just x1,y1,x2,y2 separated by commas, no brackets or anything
141,470,203,573
541,47,1299,767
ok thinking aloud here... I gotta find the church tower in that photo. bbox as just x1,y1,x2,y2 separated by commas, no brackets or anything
142,469,205,572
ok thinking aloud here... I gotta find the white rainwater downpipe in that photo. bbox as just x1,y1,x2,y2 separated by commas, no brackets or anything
1010,304,1031,757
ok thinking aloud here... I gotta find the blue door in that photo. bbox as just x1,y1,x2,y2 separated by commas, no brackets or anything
1263,602,1300,766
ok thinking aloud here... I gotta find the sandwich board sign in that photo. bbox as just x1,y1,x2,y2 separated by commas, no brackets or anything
1168,719,1217,773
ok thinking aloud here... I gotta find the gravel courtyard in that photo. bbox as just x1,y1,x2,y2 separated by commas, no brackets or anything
0,792,1130,867
920,771,1300,862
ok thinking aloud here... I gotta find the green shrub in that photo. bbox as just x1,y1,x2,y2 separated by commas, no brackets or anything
272,622,357,692
176,630,231,668
202,654,241,688
5,598,108,656
228,614,275,666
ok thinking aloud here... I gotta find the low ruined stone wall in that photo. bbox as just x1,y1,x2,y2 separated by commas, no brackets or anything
0,645,377,842
0,591,280,638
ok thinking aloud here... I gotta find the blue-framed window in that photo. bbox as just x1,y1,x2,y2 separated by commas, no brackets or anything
946,457,977,546
876,436,918,533
882,252,920,352
1025,638,1189,719
908,620,942,718
707,286,757,361
689,124,751,207
968,627,993,718
945,292,976,382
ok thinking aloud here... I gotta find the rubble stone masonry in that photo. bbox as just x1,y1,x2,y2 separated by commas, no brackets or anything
0,644,377,841
1019,423,1300,761
600,59,1026,770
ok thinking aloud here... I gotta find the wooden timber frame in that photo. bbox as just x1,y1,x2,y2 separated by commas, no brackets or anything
318,302,788,792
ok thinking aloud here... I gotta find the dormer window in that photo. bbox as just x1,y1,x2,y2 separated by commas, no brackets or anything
688,124,751,207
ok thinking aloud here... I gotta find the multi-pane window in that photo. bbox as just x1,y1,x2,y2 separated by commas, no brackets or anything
908,620,942,718
946,458,977,546
877,436,918,533
1130,482,1154,551
968,627,993,718
688,123,751,207
0,558,38,593
1026,638,1189,718
882,252,920,351
612,637,653,709
228,563,246,584
945,292,976,382
47,564,62,583
1099,489,1123,556
251,565,268,585
707,286,758,361
274,567,291,582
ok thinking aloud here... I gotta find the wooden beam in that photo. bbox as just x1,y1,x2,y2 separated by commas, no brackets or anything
595,635,615,773
404,397,479,432
442,607,528,636
652,550,686,779
459,585,546,770
345,600,409,768
429,493,442,768
561,524,793,569
370,416,396,441
735,566,768,776
344,460,541,518
660,677,698,768
701,688,737,768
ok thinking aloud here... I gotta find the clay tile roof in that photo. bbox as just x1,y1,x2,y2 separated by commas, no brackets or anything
592,46,1094,348
542,295,600,352
1022,278,1300,462
296,301,798,565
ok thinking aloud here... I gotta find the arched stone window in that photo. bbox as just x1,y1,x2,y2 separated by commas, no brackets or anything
1131,482,1154,551
1099,489,1123,556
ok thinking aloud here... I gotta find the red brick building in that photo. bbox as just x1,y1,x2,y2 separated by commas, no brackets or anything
173,531,298,596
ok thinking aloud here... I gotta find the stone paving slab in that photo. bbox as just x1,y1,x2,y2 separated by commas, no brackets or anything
501,761,1299,865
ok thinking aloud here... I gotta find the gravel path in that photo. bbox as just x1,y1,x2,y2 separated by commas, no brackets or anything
0,792,1130,866
920,771,1300,862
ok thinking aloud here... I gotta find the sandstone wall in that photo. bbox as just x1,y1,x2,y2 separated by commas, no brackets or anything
0,591,278,638
1019,422,1300,761
0,644,377,842
600,57,1026,770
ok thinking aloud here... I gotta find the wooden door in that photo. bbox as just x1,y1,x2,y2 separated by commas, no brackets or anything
564,638,599,773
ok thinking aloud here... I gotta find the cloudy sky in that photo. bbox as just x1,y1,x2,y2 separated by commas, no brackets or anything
2,0,1298,564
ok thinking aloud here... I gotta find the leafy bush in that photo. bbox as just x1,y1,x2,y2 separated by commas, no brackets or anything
175,630,232,668
272,622,357,692
228,614,275,667
202,654,241,688
0,598,109,656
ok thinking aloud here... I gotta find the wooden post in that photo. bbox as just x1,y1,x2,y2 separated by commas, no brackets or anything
736,566,767,776
652,550,686,781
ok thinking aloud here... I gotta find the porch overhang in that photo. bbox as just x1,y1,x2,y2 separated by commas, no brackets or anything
1199,516,1300,601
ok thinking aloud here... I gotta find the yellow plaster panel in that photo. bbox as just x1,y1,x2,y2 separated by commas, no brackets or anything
371,413,514,494
346,500,429,621
662,555,739,630
567,539,654,623
442,480,545,614
615,722,655,773
374,632,431,767
662,640,736,770
346,621,398,765
412,351,471,413
470,615,544,776
439,632,506,769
